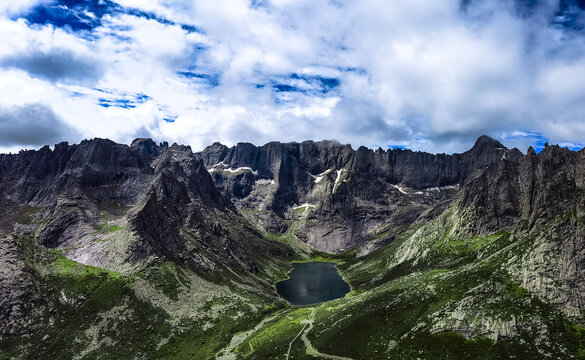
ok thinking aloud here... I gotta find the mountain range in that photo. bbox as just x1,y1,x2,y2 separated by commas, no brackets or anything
0,135,584,359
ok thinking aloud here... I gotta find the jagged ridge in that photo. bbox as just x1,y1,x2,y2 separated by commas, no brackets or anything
196,136,522,252
1,135,585,359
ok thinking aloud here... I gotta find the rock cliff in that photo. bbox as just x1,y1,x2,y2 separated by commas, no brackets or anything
196,136,522,251
1,135,585,359
0,138,291,338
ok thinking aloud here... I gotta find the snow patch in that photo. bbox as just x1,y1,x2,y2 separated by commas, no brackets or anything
206,162,259,176
223,166,258,175
424,185,458,192
206,161,224,173
256,179,275,185
313,168,333,183
292,203,316,210
292,203,316,215
333,169,344,193
391,184,408,194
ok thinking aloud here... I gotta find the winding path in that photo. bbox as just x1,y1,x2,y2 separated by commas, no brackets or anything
285,309,311,360
287,307,354,360
216,311,286,360
218,306,353,360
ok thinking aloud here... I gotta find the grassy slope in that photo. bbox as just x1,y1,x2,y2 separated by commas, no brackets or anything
0,234,291,360
2,201,585,359
233,204,585,360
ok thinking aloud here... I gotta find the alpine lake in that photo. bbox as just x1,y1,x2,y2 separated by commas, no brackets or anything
276,262,351,306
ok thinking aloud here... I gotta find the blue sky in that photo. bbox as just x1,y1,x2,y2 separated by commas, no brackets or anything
0,0,585,153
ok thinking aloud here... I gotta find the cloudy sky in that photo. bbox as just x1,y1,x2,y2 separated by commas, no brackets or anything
1,0,585,154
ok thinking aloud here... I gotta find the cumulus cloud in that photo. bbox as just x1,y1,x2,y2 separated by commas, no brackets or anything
0,0,585,153
0,103,80,147
0,47,103,83
0,1,47,16
0,17,106,85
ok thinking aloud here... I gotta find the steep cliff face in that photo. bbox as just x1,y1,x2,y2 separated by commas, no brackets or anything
0,235,37,336
196,136,522,252
0,138,288,270
277,142,584,359
343,141,585,341
1,136,585,359
0,138,292,339
508,145,585,322
128,142,287,273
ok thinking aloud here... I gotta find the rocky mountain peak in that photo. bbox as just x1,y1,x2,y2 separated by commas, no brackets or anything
130,138,160,164
130,137,154,147
470,135,506,151
169,143,193,155
2,135,585,359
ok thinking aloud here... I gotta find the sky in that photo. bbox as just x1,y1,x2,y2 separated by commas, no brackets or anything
1,0,585,154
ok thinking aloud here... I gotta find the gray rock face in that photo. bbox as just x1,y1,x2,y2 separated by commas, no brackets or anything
196,136,522,251
427,141,585,323
0,235,37,336
504,145,585,322
0,138,293,338
128,145,283,273
1,134,585,348
0,138,289,274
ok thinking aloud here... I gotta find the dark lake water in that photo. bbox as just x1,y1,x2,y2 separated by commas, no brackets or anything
276,262,351,305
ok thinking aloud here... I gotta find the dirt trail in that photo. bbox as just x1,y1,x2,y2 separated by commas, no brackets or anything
218,305,353,360
216,310,286,360
285,309,311,360
287,307,354,360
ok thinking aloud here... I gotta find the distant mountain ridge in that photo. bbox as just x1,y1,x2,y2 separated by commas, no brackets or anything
195,135,523,252
1,135,585,359
0,137,290,339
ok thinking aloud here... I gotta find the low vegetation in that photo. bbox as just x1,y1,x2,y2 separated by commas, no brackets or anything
3,200,585,359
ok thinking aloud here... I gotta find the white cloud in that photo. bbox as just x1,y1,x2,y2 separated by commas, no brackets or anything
0,0,48,17
1,0,585,154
